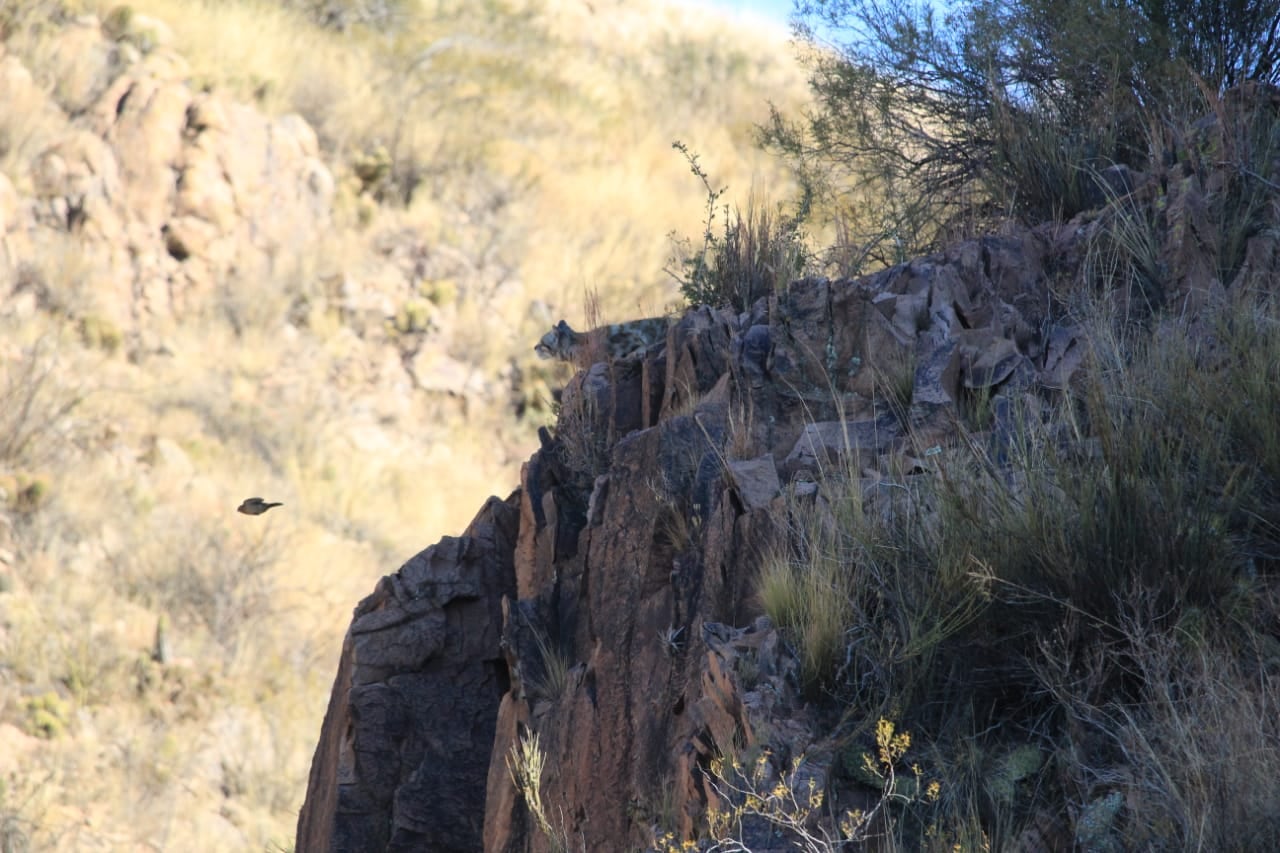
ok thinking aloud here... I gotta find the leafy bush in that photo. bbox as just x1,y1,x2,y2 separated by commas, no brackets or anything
23,691,70,739
772,0,1280,249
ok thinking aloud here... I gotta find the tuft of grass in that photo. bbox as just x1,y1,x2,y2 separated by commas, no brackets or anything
1079,166,1167,325
649,471,703,553
756,536,853,697
506,729,570,852
524,619,570,702
761,453,988,704
871,348,916,424
1174,79,1280,289
667,141,810,311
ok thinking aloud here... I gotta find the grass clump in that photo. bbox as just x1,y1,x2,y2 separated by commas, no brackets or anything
667,141,810,312
756,526,854,697
78,314,123,354
551,376,614,498
524,616,570,703
22,692,71,739
389,298,435,336
751,285,1280,847
762,454,989,706
507,729,570,853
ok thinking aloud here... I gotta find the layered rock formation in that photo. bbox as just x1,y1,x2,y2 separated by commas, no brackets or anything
297,85,1280,852
296,226,1085,850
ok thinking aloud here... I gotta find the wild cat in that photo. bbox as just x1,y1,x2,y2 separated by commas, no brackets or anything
534,317,669,364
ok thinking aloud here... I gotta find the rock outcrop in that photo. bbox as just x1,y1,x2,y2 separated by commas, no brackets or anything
296,225,1080,851
297,85,1280,852
1,22,333,331
298,496,520,852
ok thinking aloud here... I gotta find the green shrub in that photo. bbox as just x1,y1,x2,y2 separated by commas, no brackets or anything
14,476,50,513
390,298,434,335
352,145,391,196
23,692,70,739
78,314,123,354
422,278,457,307
771,0,1280,239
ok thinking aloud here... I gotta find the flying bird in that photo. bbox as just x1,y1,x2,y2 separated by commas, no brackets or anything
237,497,283,516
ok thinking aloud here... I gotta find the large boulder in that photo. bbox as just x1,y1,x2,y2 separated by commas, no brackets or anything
297,496,520,852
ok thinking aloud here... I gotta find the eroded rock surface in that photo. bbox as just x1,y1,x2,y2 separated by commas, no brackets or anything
298,86,1280,853
298,223,1102,850
297,496,519,852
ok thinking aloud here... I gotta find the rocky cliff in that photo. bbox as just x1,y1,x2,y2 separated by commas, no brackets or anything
296,85,1280,853
1,14,333,333
294,230,1076,850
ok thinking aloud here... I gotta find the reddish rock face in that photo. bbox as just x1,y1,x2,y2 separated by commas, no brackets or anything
297,228,1081,850
298,119,1280,846
297,496,519,852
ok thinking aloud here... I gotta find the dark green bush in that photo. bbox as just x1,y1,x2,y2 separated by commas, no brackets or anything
771,0,1280,249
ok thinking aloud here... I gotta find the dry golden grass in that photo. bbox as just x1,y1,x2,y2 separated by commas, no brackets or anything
0,0,810,848
60,0,806,328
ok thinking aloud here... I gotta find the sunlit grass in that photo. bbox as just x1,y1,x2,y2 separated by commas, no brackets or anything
0,0,811,848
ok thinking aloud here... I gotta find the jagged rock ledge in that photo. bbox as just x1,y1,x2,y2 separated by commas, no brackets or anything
296,89,1280,844
294,217,1125,850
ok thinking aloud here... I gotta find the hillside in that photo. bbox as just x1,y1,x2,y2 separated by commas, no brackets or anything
0,0,811,849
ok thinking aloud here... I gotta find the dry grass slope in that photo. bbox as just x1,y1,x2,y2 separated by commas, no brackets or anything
0,0,810,849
